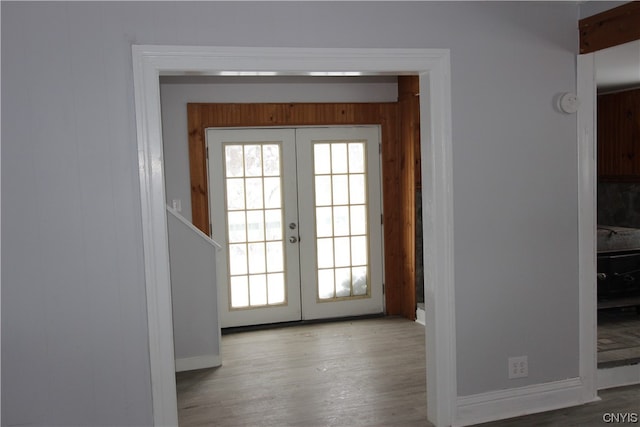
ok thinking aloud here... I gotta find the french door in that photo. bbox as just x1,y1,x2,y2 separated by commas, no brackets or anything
207,126,383,328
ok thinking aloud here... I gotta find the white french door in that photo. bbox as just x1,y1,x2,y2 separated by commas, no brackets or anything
207,126,383,328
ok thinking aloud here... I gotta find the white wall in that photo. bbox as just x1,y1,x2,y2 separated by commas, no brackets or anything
160,76,398,222
166,208,220,371
579,1,627,19
2,2,580,425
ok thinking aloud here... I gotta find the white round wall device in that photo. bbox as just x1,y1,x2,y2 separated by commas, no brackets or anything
557,92,580,114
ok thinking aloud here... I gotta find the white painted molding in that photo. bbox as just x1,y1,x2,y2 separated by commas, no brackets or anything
577,51,640,394
175,355,222,373
132,45,179,427
576,53,599,403
415,306,425,326
138,46,451,76
166,205,222,250
421,52,457,427
598,364,640,390
455,378,594,427
132,45,455,427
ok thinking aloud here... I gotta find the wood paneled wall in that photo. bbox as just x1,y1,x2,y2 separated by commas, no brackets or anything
397,76,421,318
598,88,640,181
186,81,420,319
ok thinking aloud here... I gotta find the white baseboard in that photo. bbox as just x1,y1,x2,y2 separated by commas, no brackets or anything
598,364,640,390
455,378,591,426
416,307,425,326
175,354,222,372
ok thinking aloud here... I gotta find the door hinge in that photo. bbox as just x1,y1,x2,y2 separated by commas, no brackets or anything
381,214,384,225
379,143,382,154
206,146,209,159
382,283,385,294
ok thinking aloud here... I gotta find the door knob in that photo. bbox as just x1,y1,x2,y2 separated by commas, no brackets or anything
289,236,298,243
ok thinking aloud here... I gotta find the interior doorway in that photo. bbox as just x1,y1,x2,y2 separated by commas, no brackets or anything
577,53,640,394
592,41,640,371
208,126,384,328
132,46,455,427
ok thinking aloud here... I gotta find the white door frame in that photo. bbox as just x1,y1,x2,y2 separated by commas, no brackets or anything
576,54,640,391
576,53,599,401
132,46,455,427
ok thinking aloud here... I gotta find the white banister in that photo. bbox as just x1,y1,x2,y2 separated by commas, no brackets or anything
166,205,222,250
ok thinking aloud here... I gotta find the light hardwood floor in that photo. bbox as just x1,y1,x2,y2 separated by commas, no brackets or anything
598,307,640,368
176,317,640,426
478,384,640,427
177,317,428,426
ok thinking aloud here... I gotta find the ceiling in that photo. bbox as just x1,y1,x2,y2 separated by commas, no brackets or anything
595,40,640,93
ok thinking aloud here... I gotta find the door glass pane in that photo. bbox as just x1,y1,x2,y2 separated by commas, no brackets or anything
229,244,248,276
350,206,366,235
225,145,244,177
266,241,284,272
315,176,332,206
227,211,246,243
248,243,266,274
349,174,366,204
264,177,281,208
335,268,351,297
267,273,286,304
316,207,333,237
332,175,349,205
314,144,331,175
331,143,348,173
317,238,334,269
249,274,267,306
334,237,351,268
348,143,365,173
352,267,368,296
223,142,287,309
333,206,350,236
245,178,264,210
264,209,282,241
226,179,245,210
263,144,280,176
246,210,265,242
312,140,370,301
318,269,335,299
244,145,262,176
230,276,249,308
351,236,368,266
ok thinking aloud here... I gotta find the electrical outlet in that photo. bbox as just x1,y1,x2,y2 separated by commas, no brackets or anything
508,356,528,379
172,199,182,212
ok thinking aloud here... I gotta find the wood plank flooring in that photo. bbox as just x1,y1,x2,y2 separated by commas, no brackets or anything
176,316,640,426
598,307,640,368
478,384,640,427
176,317,429,426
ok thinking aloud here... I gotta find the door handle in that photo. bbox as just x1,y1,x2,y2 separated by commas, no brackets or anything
289,236,298,243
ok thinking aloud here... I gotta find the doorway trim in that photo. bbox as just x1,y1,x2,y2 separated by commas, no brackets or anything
576,53,598,401
132,46,455,426
577,53,640,391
